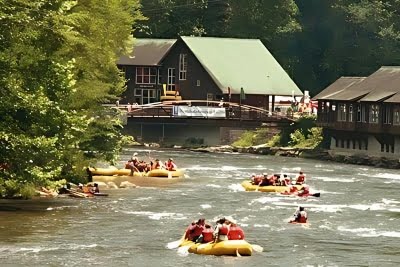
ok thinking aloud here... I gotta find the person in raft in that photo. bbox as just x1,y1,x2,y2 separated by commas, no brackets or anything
164,158,177,171
227,218,245,240
297,185,310,197
295,171,306,185
289,206,308,223
214,217,230,242
185,218,206,242
90,183,100,194
151,159,165,170
195,224,214,243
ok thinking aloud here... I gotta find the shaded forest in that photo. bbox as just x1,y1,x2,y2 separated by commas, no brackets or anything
136,0,400,96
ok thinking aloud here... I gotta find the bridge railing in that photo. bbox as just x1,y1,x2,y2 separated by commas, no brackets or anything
104,100,295,122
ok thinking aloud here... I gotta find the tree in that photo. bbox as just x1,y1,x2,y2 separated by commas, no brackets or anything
0,0,142,198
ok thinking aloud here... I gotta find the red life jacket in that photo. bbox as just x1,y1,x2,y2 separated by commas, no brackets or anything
191,225,204,239
297,211,307,223
296,175,305,184
166,161,177,171
219,224,229,235
202,228,214,243
228,226,245,240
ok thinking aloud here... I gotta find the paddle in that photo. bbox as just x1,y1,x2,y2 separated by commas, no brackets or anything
236,248,242,257
177,244,192,256
166,233,186,249
251,244,264,253
312,192,321,197
255,181,262,192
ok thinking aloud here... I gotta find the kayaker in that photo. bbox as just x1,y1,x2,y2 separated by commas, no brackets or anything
214,217,229,242
295,171,306,185
227,219,245,240
297,185,310,197
290,206,308,223
165,158,177,171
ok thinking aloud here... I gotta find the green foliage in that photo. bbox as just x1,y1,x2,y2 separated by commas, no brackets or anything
232,128,270,147
266,134,281,147
0,0,142,198
289,127,323,148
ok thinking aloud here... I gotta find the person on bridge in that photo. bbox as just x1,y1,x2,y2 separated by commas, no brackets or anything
165,158,177,171
289,206,308,223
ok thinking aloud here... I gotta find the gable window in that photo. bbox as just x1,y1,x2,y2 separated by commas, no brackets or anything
337,103,346,121
136,67,157,84
369,104,379,124
179,54,187,80
167,68,176,90
394,106,400,125
348,104,353,122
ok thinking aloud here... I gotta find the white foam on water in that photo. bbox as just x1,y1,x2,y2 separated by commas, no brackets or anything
313,176,358,183
389,208,400,213
250,196,281,205
200,204,212,209
228,183,245,192
206,184,221,188
337,226,400,238
133,197,152,201
254,224,270,228
359,172,400,181
348,203,387,211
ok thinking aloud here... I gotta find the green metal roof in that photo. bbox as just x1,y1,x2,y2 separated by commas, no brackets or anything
181,36,302,96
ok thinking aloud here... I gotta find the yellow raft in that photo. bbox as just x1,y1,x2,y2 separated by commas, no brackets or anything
241,181,302,193
88,167,184,178
93,175,184,187
180,240,253,256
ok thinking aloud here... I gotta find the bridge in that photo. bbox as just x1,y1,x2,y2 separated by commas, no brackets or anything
108,100,296,146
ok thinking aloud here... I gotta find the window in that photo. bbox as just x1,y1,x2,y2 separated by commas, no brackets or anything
393,107,400,125
196,80,200,86
136,67,157,84
369,104,379,123
167,68,176,90
179,54,187,80
337,103,346,121
158,69,162,84
348,104,353,122
383,105,391,124
357,105,362,122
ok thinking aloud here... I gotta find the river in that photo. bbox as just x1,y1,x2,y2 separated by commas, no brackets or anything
1,148,400,266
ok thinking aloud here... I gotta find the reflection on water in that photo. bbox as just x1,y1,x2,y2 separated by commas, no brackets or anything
1,148,400,266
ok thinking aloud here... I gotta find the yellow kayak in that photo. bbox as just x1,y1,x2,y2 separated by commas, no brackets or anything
180,240,253,256
241,181,302,193
88,167,184,177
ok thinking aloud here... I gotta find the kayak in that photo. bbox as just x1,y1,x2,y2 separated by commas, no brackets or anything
93,175,184,188
88,167,184,178
180,240,253,256
241,181,302,193
281,191,321,197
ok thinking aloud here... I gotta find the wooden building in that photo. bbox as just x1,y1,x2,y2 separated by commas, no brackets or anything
117,37,303,109
313,66,400,158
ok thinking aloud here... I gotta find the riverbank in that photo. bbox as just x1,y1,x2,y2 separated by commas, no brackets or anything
188,144,400,169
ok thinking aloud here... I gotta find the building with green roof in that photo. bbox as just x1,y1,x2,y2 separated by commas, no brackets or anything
118,36,302,109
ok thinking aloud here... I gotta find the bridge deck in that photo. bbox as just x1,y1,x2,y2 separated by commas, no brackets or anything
108,100,295,123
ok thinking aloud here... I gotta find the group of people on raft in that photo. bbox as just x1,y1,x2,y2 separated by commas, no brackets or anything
125,153,178,175
250,171,306,186
184,216,245,244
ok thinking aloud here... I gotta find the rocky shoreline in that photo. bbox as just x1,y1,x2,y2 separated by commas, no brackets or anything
189,144,400,169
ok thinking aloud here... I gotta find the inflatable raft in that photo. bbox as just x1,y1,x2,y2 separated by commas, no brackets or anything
180,240,253,256
93,175,184,188
241,181,302,193
88,167,184,178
